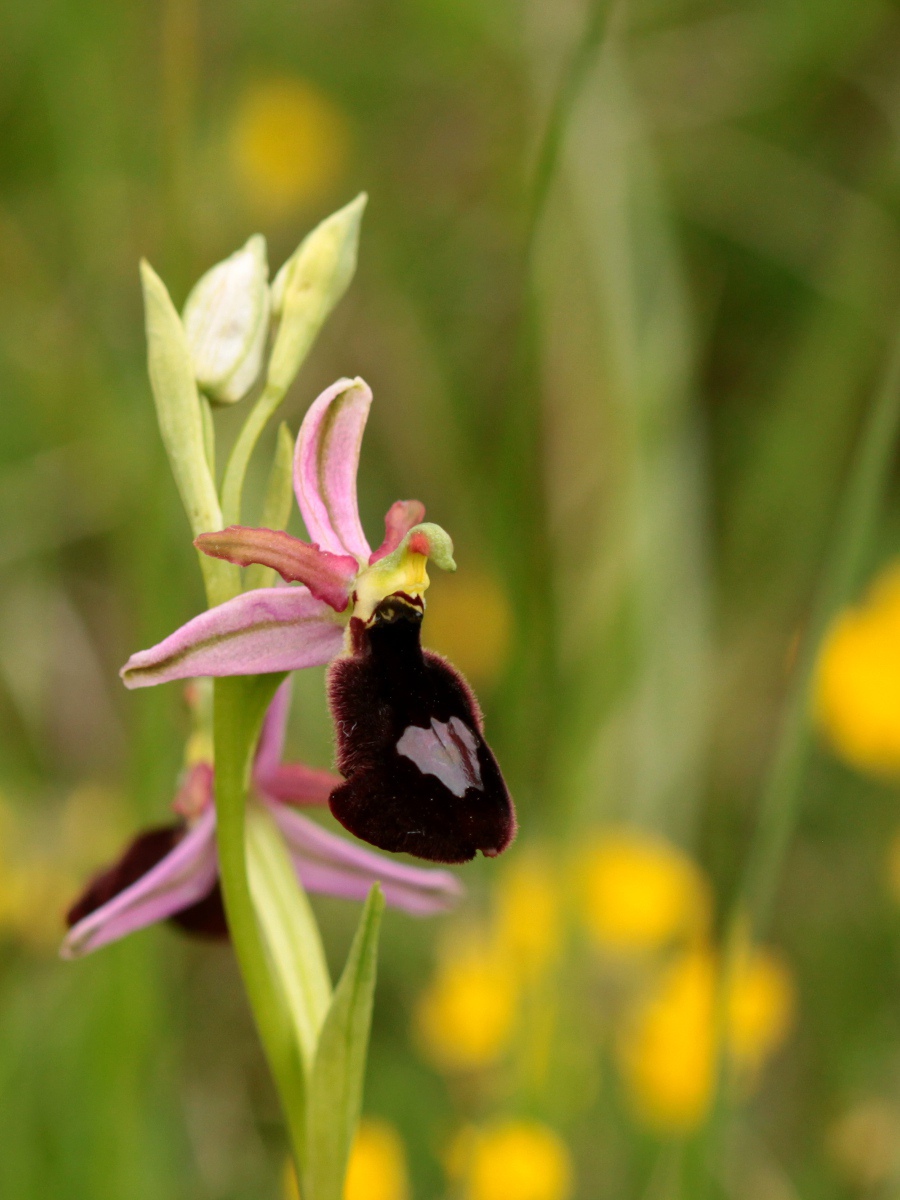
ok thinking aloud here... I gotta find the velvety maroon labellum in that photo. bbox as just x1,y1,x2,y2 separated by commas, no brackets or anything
66,824,228,941
327,596,516,864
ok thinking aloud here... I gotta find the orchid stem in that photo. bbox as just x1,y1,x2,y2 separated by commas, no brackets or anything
213,673,307,1167
221,381,287,526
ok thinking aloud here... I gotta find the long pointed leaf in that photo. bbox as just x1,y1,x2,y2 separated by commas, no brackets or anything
304,885,384,1200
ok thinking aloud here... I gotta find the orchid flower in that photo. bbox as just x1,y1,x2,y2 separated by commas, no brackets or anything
120,377,516,864
62,680,463,958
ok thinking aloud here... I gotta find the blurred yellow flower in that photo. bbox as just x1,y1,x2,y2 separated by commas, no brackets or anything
414,933,517,1071
0,788,125,953
229,78,350,219
726,946,795,1074
447,1119,573,1200
283,1118,408,1200
618,945,794,1134
494,853,561,979
618,948,716,1132
345,1119,409,1200
815,563,900,775
424,570,513,688
578,830,710,953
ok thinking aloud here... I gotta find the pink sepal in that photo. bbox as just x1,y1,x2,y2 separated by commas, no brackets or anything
120,587,345,689
260,764,340,806
268,803,464,915
196,526,357,611
60,808,218,958
294,378,373,562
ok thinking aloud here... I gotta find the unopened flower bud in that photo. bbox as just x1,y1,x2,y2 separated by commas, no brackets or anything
267,193,366,393
183,234,270,404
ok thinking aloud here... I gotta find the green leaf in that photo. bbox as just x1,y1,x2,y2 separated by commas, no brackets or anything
303,885,384,1200
245,803,333,1068
140,260,238,604
245,422,296,592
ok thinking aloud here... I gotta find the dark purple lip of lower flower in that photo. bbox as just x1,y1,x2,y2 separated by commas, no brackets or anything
327,595,517,865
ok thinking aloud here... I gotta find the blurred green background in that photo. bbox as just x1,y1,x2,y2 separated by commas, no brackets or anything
5,0,900,1197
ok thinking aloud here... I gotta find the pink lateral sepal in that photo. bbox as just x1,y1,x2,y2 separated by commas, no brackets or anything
195,526,357,611
369,499,427,564
260,763,341,806
120,586,345,689
269,803,464,915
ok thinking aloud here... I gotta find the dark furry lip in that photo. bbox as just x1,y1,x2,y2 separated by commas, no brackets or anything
326,595,516,864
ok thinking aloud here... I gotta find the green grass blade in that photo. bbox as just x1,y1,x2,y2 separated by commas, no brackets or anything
304,884,385,1200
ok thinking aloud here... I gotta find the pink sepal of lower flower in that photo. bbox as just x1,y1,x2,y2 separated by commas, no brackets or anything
61,682,463,958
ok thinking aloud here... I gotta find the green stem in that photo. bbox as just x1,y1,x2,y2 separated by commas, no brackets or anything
221,381,287,526
213,674,307,1166
733,327,900,939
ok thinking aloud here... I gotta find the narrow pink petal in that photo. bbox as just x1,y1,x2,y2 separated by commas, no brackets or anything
60,809,219,958
369,499,427,564
120,587,345,689
259,763,341,806
253,678,293,779
294,378,373,561
268,803,464,916
195,526,357,612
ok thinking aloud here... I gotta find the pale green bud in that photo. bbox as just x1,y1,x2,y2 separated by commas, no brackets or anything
267,193,367,393
183,234,271,405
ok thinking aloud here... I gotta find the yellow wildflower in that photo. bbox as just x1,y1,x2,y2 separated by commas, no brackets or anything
494,852,561,979
414,932,517,1071
618,944,794,1134
423,570,513,688
0,788,126,953
345,1119,409,1200
229,78,350,219
815,563,900,775
726,946,795,1075
618,948,716,1132
283,1118,408,1200
447,1119,573,1200
578,830,710,953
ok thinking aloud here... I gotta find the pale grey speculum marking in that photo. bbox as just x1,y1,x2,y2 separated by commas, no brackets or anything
396,717,484,797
